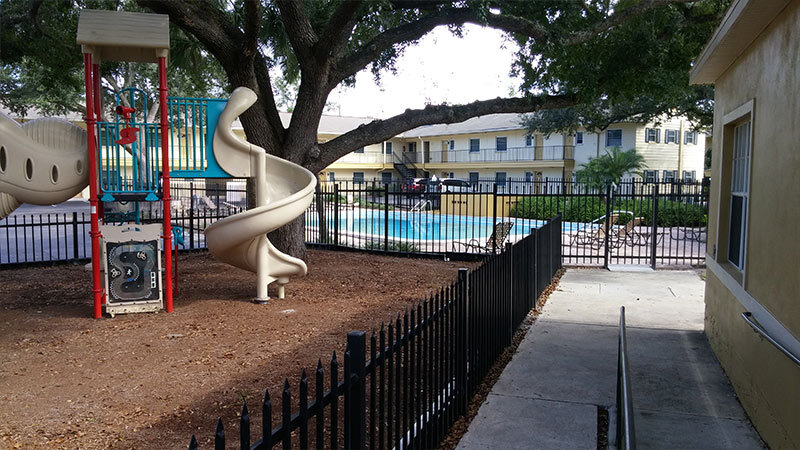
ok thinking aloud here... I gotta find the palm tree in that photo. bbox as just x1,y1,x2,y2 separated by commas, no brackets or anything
575,147,647,189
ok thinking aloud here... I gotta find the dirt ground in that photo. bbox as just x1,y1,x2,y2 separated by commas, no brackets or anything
0,250,476,449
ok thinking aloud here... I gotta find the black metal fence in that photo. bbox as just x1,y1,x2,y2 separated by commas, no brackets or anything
1,177,706,268
306,178,708,268
188,217,562,449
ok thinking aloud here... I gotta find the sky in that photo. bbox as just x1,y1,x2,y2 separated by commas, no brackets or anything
328,24,522,119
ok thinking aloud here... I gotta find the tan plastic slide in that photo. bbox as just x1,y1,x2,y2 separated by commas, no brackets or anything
0,112,89,219
204,87,317,302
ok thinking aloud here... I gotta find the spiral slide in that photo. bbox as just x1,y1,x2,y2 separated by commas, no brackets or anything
204,87,316,302
0,112,89,220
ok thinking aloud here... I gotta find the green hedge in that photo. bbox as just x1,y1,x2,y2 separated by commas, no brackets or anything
510,196,707,227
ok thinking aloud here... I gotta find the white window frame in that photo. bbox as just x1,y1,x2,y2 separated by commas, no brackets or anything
381,171,393,184
525,171,533,182
663,170,677,182
384,142,393,154
525,134,533,146
644,170,657,183
684,130,697,145
495,136,508,152
728,121,751,271
469,138,480,153
495,172,507,186
407,142,417,152
575,132,583,144
606,129,622,147
353,172,365,184
468,172,480,186
328,172,335,182
449,140,455,150
682,170,696,183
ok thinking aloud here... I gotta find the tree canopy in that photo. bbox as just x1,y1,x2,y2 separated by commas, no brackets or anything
0,0,729,254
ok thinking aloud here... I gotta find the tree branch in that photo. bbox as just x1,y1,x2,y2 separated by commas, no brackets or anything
275,0,318,68
314,0,362,60
136,0,240,68
310,94,578,171
562,0,698,46
242,0,261,60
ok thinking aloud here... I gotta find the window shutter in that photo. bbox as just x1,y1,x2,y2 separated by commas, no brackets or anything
656,129,661,143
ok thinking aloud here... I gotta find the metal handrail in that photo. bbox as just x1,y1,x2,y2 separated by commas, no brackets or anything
617,306,637,450
742,312,800,368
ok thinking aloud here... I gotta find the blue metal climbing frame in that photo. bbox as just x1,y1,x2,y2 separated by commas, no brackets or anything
95,89,231,203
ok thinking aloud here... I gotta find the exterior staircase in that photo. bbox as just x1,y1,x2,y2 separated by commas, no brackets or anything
393,153,420,181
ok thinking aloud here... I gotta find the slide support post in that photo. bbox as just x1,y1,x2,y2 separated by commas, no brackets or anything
83,52,103,319
158,56,173,313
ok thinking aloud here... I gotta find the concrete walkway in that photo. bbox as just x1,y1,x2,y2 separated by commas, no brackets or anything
457,269,765,450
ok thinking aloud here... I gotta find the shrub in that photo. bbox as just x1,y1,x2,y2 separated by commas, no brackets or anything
363,240,419,252
510,195,707,227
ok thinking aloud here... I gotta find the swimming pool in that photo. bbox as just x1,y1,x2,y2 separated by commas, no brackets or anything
305,209,585,241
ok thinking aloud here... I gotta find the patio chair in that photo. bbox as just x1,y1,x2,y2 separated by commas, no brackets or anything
612,217,644,248
452,222,514,253
571,213,621,249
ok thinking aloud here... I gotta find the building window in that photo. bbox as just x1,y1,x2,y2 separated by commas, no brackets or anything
353,172,364,184
606,129,622,147
525,171,533,182
644,170,657,183
381,172,392,184
469,138,480,152
448,172,454,178
495,172,507,186
663,170,677,182
496,137,507,152
449,140,455,150
682,170,696,182
684,131,697,145
328,172,335,182
385,142,392,154
576,132,583,144
645,128,660,143
469,172,480,186
665,129,678,144
408,142,416,152
354,147,364,154
525,134,533,146
728,121,750,270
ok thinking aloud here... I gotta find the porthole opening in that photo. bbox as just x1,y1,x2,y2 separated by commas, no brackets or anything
24,158,33,181
50,165,59,184
0,146,6,173
76,159,83,175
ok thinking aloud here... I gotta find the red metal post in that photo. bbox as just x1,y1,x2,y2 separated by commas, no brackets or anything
92,63,105,222
158,56,173,313
84,53,103,319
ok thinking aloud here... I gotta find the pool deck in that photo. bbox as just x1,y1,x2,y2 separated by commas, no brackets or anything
456,269,764,449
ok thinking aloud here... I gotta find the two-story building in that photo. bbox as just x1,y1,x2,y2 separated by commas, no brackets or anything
322,113,706,185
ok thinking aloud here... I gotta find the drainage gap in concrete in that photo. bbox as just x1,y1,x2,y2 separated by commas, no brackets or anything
597,406,610,449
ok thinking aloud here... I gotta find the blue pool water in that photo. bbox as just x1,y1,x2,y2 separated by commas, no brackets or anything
306,210,585,240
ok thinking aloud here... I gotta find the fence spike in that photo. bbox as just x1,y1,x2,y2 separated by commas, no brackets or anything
262,389,272,448
214,418,225,450
282,379,292,450
188,434,198,450
240,401,250,450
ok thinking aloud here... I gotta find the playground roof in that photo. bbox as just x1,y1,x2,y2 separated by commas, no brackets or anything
77,9,169,64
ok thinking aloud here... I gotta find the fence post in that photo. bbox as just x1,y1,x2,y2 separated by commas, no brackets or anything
492,183,498,254
72,212,79,260
345,331,366,450
457,267,469,415
505,242,513,346
650,184,659,269
603,184,611,269
334,183,340,247
530,228,538,308
189,182,195,250
384,185,389,252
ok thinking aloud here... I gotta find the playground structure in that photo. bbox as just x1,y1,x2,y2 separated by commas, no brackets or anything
0,9,316,317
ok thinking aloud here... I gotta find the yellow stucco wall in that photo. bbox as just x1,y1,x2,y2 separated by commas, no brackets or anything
704,1,800,447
